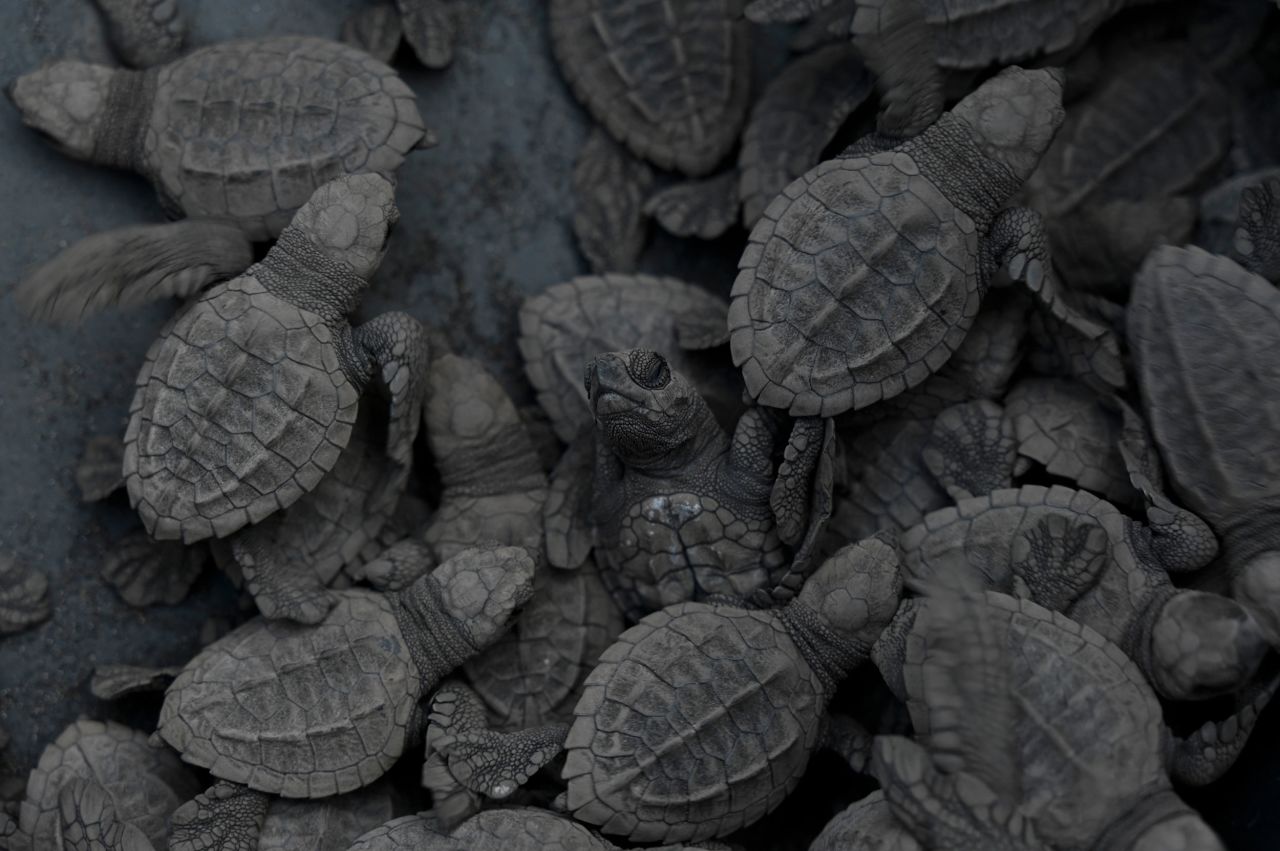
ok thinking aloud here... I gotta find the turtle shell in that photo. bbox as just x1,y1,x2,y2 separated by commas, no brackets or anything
143,36,428,240
548,0,750,176
124,273,360,543
348,814,456,850
730,152,981,417
18,720,200,851
157,590,420,798
1128,245,1280,564
453,807,615,850
518,275,730,443
562,603,826,843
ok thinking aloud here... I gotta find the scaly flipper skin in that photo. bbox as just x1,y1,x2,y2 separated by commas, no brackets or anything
548,0,751,175
851,0,944,140
810,791,923,851
562,537,900,843
572,128,653,271
341,3,404,63
397,0,456,68
422,681,568,828
230,534,337,625
730,67,1065,417
168,782,269,851
100,532,206,608
92,0,185,67
921,400,1016,501
645,171,740,241
76,435,126,502
0,555,50,636
58,779,156,851
1128,245,1280,646
1171,666,1280,787
1232,177,1280,283
15,221,252,326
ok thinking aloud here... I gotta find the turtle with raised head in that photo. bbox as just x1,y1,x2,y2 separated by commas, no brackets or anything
870,587,1228,851
896,484,1266,703
13,720,200,851
1129,245,1280,646
121,173,430,547
11,36,432,321
156,544,536,801
562,349,835,619
731,24,1118,416
548,0,750,176
561,537,897,843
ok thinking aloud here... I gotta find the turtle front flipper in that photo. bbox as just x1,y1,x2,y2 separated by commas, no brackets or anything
983,206,1124,391
15,221,252,325
93,0,186,68
763,417,837,604
544,436,598,570
341,2,404,63
167,782,268,851
58,779,157,851
819,713,872,774
90,664,181,701
921,400,1017,502
1233,178,1280,283
77,434,126,502
398,0,456,69
352,311,432,502
871,737,1041,851
645,171,740,241
229,530,336,624
422,681,568,829
1170,664,1280,786
850,0,943,145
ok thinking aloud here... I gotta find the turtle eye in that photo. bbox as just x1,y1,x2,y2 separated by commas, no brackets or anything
629,351,670,389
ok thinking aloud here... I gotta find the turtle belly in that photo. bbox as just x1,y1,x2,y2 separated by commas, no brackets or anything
731,156,981,416
563,606,825,843
124,276,360,542
144,36,425,240
158,590,420,797
599,490,788,619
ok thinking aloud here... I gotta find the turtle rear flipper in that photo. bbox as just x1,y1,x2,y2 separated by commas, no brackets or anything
1171,664,1280,786
572,127,653,273
544,437,597,570
90,664,181,701
353,311,432,498
167,782,268,851
921,400,1017,502
850,0,944,142
15,221,252,326
645,171,740,241
230,531,336,625
341,3,404,64
1233,178,1280,283
398,0,456,69
58,779,156,851
93,0,185,68
77,435,126,503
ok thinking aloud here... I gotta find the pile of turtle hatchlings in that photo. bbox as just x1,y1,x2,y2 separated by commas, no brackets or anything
3,0,1280,848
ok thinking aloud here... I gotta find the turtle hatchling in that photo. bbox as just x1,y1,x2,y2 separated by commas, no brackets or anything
121,173,430,544
730,56,1116,416
567,349,835,619
561,536,899,843
156,544,536,798
11,35,431,320
871,587,1228,851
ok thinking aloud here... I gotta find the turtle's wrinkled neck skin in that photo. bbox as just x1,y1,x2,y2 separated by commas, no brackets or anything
254,227,368,324
1094,790,1223,851
899,114,1024,233
779,600,869,696
94,68,155,171
391,577,478,687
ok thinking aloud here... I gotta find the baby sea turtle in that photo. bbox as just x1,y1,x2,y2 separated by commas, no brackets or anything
519,275,730,444
0,555,50,636
730,57,1115,416
14,720,200,851
342,1,457,68
567,349,835,618
11,36,431,321
1129,245,1280,646
871,587,1227,851
122,173,430,544
561,537,898,842
421,681,568,827
898,484,1266,701
571,128,654,273
91,0,185,68
548,0,751,175
157,544,537,798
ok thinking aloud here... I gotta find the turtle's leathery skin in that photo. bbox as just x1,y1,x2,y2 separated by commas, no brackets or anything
548,0,751,176
168,782,269,851
899,485,1266,701
10,37,428,241
101,532,206,608
57,779,156,851
562,537,899,842
341,3,404,63
90,665,181,701
1128,246,1280,644
1233,178,1280,283
922,0,1127,71
730,68,1066,417
76,435,126,502
572,128,653,273
645,171,740,241
18,720,200,851
123,175,429,544
93,0,185,67
921,399,1016,502
157,546,536,797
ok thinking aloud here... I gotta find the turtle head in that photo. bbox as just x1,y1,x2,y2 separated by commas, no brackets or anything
797,534,903,645
7,61,116,162
429,544,537,650
950,66,1065,184
1232,552,1280,648
584,349,714,468
289,173,400,281
1149,590,1267,700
